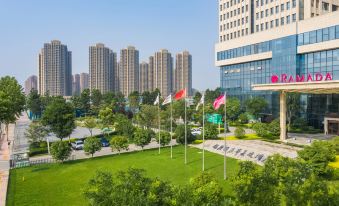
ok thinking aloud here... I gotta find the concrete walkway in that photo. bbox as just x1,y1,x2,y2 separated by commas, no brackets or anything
0,123,14,206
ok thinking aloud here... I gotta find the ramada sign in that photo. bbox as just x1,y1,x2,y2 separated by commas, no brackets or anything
271,73,333,83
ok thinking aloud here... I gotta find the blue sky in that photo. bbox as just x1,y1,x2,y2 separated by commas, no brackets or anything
0,0,219,90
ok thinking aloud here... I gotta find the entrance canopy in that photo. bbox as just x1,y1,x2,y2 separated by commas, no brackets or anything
252,80,339,94
251,80,339,141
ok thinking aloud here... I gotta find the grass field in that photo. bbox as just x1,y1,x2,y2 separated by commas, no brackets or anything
7,146,240,206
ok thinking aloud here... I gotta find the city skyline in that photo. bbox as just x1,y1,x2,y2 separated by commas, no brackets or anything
0,0,218,91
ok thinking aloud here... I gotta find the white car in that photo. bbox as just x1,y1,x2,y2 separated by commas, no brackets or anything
71,140,84,150
191,128,202,136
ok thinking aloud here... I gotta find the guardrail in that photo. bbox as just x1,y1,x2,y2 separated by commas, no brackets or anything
10,155,76,169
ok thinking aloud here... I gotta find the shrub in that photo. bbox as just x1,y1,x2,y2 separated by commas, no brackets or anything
50,141,72,162
175,125,196,144
252,122,269,138
291,117,308,130
84,136,102,157
268,119,280,138
204,123,219,139
110,136,129,154
234,127,246,139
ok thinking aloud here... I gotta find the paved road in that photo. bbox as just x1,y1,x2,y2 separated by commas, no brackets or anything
12,113,30,155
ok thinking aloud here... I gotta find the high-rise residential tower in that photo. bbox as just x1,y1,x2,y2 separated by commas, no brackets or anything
139,62,149,93
119,46,139,96
174,51,192,96
152,49,173,97
89,43,116,94
216,0,339,128
72,74,80,96
38,40,72,96
80,72,89,92
148,56,155,91
24,75,38,95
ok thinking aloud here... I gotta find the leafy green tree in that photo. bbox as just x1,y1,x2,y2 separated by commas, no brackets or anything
98,106,115,128
252,122,270,138
159,131,171,147
91,89,102,109
80,89,91,114
83,117,97,136
268,119,280,138
298,140,336,177
41,98,76,140
234,127,245,139
128,91,140,113
193,91,202,106
245,96,268,120
26,89,42,119
226,97,241,121
204,123,218,139
111,92,126,114
25,121,48,144
135,105,158,128
102,91,115,106
50,141,72,162
0,76,26,140
115,114,135,139
287,93,302,130
134,128,153,150
204,88,222,104
175,125,196,144
110,136,129,154
84,136,102,157
238,113,249,124
189,172,223,206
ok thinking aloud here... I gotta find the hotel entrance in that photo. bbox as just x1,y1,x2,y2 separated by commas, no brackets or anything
328,121,339,135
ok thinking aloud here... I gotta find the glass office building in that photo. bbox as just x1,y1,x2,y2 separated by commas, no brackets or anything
216,5,339,131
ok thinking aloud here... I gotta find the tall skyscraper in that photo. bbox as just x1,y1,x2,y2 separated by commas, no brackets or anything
80,72,89,92
38,40,72,96
24,75,38,95
72,74,80,96
152,49,173,97
174,51,192,96
148,56,155,91
119,46,139,96
216,1,339,128
139,62,149,93
89,43,116,94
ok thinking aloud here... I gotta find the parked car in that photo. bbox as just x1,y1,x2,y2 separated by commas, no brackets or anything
191,128,202,136
100,137,110,147
71,140,84,150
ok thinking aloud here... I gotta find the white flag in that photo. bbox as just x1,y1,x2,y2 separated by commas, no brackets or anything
162,94,172,106
154,94,160,105
196,94,205,111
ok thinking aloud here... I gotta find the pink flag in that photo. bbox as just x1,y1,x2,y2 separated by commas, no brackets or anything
213,94,226,110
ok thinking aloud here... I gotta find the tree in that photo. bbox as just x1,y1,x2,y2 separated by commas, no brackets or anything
41,98,76,140
80,89,91,114
83,117,97,136
128,91,140,113
102,91,115,106
245,96,268,120
238,113,249,124
110,136,129,154
0,76,26,141
204,88,222,104
98,106,115,128
268,119,280,138
159,131,171,147
26,89,42,119
226,97,241,121
234,127,245,139
91,89,102,109
204,123,219,139
115,114,135,139
135,105,158,128
298,140,336,177
50,141,72,162
84,136,102,157
175,125,196,144
134,128,153,150
25,121,48,144
189,172,223,206
287,93,301,130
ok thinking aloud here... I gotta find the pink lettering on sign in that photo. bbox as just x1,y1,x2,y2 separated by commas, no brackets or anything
270,73,333,83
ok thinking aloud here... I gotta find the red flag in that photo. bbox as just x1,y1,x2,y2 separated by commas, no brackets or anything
174,89,186,100
213,94,226,110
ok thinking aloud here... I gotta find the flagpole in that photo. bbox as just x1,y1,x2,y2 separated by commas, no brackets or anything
224,91,227,180
170,96,173,159
184,88,187,165
158,93,161,154
202,92,205,171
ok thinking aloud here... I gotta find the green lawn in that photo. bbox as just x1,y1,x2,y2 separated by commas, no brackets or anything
7,146,240,206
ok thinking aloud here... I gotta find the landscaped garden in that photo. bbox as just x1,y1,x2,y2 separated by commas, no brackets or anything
6,146,240,206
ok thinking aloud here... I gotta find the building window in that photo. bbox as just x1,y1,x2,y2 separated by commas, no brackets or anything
261,11,264,18
256,12,259,19
281,4,284,11
317,29,323,42
330,26,336,40
270,7,274,15
292,0,296,8
256,25,259,32
323,28,329,41
281,17,284,25
276,6,279,13
246,5,248,12
275,19,279,27
298,33,303,45
270,20,274,28
265,22,269,29
256,0,259,7
292,13,296,22
287,2,290,10
286,15,290,24
246,16,249,23
266,9,269,17
261,0,264,6
261,23,264,31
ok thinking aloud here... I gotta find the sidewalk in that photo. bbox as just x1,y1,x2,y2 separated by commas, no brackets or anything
0,124,14,206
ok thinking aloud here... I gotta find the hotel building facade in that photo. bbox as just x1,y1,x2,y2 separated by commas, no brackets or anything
216,0,339,130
